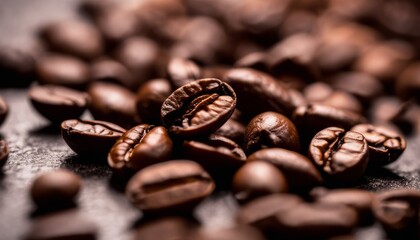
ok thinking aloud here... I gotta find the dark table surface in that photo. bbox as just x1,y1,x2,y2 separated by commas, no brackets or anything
1,1,420,240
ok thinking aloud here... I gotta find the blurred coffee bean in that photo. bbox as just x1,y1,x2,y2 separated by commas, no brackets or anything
244,112,300,154
0,95,8,127
288,87,308,109
327,0,378,21
279,10,317,37
134,216,196,240
40,20,103,60
303,82,334,103
167,58,202,89
125,160,215,215
351,124,406,167
61,119,125,158
309,127,369,184
0,47,35,87
29,85,89,123
36,54,90,89
90,58,135,90
0,139,9,168
234,52,268,73
389,102,420,134
214,119,246,145
108,125,173,174
136,79,172,125
396,62,420,102
87,82,139,128
161,78,236,137
188,225,266,240
248,148,322,192
369,97,402,124
30,169,81,209
201,65,230,80
315,42,359,75
232,161,288,203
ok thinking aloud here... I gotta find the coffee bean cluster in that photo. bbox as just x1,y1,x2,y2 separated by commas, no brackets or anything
2,0,420,239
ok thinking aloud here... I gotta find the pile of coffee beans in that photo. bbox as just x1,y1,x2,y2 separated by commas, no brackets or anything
2,0,420,239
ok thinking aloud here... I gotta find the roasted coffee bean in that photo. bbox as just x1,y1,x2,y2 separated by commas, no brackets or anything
136,79,172,124
0,95,8,127
309,127,369,183
30,169,82,209
280,10,317,37
36,54,90,89
396,62,420,102
188,225,266,240
167,58,202,89
214,119,246,145
108,125,173,174
40,20,103,60
0,139,9,167
351,124,406,167
25,209,97,240
224,68,294,118
90,58,135,90
303,82,333,103
288,88,308,109
88,82,139,128
125,160,215,214
0,47,35,87
161,78,236,137
244,112,300,154
232,161,288,203
134,216,196,240
234,52,268,73
314,41,359,75
29,85,89,123
373,189,420,239
369,97,402,124
248,148,322,191
61,119,125,157
201,65,230,80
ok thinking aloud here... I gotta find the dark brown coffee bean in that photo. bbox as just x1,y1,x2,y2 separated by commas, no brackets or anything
40,20,103,60
232,161,288,203
61,119,125,157
167,58,202,89
0,139,9,168
288,88,308,109
369,97,402,124
280,10,317,36
224,68,294,118
309,127,369,183
161,78,236,137
29,85,89,123
234,52,268,73
108,125,173,174
87,82,139,128
214,119,246,145
134,216,196,240
303,82,333,103
0,95,8,127
125,160,215,214
244,112,300,154
36,54,90,89
188,225,266,240
351,124,406,167
373,189,420,239
0,47,35,87
248,148,322,191
396,62,420,102
136,79,172,125
201,65,230,80
30,169,82,209
315,42,358,75
26,209,97,240
90,58,135,90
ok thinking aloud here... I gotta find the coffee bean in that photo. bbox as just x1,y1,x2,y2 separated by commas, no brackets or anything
288,87,308,109
373,189,420,239
0,139,9,168
315,42,358,75
351,124,406,167
40,20,103,60
136,79,172,125
134,216,196,240
61,119,126,157
90,58,135,90
214,119,246,145
232,161,288,203
248,148,322,192
201,65,230,80
396,62,420,102
188,225,266,240
0,95,8,127
303,82,333,103
280,10,317,37
125,160,215,214
30,169,82,209
244,112,300,154
0,47,35,87
108,125,173,174
36,54,90,89
234,52,268,72
167,58,202,89
161,78,236,137
29,85,89,123
87,82,139,128
309,127,369,183
26,209,97,240
224,68,294,118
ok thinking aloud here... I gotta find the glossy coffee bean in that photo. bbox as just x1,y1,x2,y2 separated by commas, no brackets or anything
351,124,406,167
396,62,420,102
248,148,322,191
134,216,196,240
29,85,89,123
0,139,9,168
167,58,202,89
125,160,215,214
309,127,369,183
214,119,246,145
61,119,125,157
136,79,172,125
30,169,82,209
40,20,103,60
88,82,139,128
90,58,135,90
108,125,173,174
224,68,294,118
0,47,35,87
161,78,236,137
188,225,266,240
232,161,288,203
244,112,300,154
36,54,90,89
0,95,8,127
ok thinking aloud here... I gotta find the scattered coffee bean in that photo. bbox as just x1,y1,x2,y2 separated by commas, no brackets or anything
125,160,215,214
0,47,35,87
188,225,266,240
90,58,135,90
61,119,125,157
167,58,202,89
214,119,246,145
0,139,9,167
0,95,8,126
161,78,236,137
